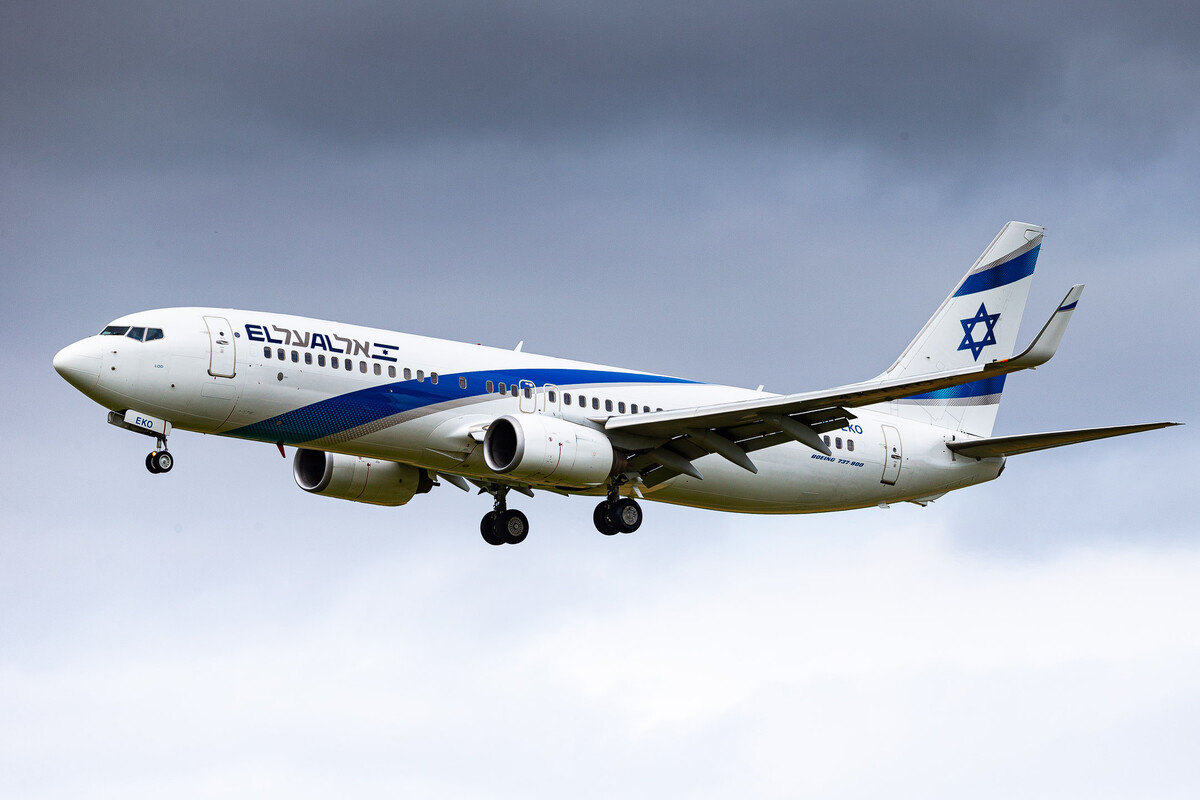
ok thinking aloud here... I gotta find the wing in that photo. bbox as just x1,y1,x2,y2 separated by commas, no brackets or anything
604,286,1084,486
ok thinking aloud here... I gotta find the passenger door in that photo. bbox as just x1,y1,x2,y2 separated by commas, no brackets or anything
203,315,236,378
881,425,902,485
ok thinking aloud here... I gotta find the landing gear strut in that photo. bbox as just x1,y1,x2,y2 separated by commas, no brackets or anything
594,481,643,535
480,487,529,546
145,436,173,474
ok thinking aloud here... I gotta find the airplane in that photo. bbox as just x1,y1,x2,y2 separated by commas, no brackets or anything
53,222,1178,545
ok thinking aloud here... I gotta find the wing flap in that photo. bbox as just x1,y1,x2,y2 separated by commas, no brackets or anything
947,422,1180,458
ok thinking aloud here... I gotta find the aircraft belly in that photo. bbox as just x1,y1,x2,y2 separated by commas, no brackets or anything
648,444,887,513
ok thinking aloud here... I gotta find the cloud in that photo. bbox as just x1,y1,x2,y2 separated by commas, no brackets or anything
5,1,1199,176
4,515,1200,798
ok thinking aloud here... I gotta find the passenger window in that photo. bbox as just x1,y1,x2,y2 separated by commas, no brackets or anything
835,437,842,450
564,393,571,404
618,402,626,413
305,352,313,365
319,355,326,367
548,390,556,403
291,350,299,362
592,397,600,410
100,325,129,336
511,386,518,397
389,366,396,378
487,380,495,393
145,328,164,341
331,356,339,369
578,395,586,407
359,361,367,373
126,327,146,341
417,370,424,382
404,368,412,380
605,399,613,412
345,359,352,371
823,435,831,446
459,376,467,389
643,406,650,413
656,408,663,412
631,404,639,414
499,382,507,394
263,346,271,358
431,373,438,385
374,363,381,376
847,439,854,452
523,386,533,399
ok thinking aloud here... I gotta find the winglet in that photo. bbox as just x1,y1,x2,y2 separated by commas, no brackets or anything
1002,284,1083,369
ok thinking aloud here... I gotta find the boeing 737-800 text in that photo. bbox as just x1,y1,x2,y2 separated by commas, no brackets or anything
54,222,1177,544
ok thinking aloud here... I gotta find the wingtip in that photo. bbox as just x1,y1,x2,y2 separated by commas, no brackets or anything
1058,284,1085,311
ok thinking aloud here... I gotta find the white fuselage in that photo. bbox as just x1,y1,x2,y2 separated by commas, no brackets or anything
54,307,1004,513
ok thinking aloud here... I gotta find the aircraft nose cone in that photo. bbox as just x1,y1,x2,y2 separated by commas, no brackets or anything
53,338,102,390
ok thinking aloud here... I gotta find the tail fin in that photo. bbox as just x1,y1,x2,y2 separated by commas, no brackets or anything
872,221,1044,437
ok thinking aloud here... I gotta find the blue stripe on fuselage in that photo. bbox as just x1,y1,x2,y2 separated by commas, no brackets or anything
228,368,698,445
952,245,1039,297
902,374,1007,401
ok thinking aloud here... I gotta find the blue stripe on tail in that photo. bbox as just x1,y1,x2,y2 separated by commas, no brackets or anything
952,246,1039,297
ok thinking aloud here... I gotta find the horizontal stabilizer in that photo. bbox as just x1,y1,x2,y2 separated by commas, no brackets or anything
947,422,1181,459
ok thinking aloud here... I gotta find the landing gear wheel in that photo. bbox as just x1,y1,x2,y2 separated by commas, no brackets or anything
593,501,620,536
146,451,172,474
611,498,643,533
497,509,529,544
480,511,505,546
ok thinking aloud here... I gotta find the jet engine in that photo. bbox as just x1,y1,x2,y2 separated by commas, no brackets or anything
293,449,432,506
483,415,623,487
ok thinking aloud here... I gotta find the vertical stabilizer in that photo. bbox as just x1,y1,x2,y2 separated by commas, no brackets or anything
872,221,1044,437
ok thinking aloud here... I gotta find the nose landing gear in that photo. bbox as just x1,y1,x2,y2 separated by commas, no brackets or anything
145,449,173,473
144,435,173,474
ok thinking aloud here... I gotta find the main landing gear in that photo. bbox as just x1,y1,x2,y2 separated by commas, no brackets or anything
145,436,173,474
593,483,643,536
477,482,645,545
480,487,529,546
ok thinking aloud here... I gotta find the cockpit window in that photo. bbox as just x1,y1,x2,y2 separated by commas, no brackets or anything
98,325,164,341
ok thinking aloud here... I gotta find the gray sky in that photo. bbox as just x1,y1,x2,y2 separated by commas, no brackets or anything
2,2,1198,797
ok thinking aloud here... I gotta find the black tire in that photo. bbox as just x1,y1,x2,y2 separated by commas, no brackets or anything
152,450,174,473
498,509,529,545
145,452,160,474
611,498,643,534
593,501,620,536
480,511,506,546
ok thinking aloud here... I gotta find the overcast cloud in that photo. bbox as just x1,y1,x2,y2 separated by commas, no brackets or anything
2,2,1197,797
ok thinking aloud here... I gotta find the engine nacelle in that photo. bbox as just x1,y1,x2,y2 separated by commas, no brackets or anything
483,414,622,487
293,449,432,506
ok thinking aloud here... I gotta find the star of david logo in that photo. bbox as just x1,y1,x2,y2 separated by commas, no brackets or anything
957,303,1000,361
